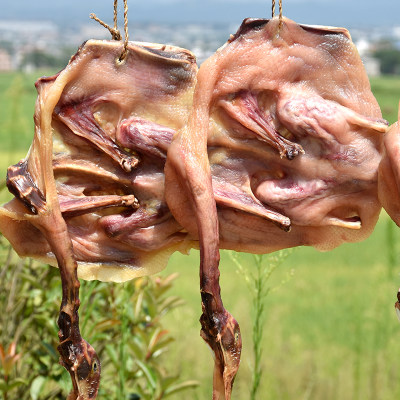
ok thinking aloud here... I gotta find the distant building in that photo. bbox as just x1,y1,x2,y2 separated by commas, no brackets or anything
356,38,381,77
363,56,381,77
0,48,12,71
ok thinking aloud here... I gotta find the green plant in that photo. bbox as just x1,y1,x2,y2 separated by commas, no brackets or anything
0,341,25,400
89,276,199,399
0,240,61,399
0,233,198,399
229,250,293,400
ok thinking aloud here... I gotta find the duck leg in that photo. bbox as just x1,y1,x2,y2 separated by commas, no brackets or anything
7,161,101,399
199,259,242,400
47,217,101,400
395,289,400,322
190,185,242,400
165,126,242,399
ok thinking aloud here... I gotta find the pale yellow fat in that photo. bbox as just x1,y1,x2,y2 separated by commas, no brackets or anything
76,241,195,282
35,241,195,283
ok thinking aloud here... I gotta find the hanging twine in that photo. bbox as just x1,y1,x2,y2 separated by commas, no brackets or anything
90,0,129,62
271,0,283,25
120,0,129,61
114,0,119,35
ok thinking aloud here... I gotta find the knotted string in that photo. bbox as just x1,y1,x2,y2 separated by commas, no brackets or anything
113,0,119,35
90,0,129,62
272,0,283,25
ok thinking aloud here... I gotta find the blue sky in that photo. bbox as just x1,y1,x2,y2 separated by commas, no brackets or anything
1,0,399,27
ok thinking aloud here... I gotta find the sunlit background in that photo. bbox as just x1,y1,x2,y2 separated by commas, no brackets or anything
1,1,400,399
1,0,400,70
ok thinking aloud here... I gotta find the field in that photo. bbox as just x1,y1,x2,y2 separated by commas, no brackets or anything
1,70,400,399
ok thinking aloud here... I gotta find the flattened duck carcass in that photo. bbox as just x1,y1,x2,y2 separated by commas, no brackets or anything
1,39,197,399
167,17,388,256
2,40,197,280
165,17,388,399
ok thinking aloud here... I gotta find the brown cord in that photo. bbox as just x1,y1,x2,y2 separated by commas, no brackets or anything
114,0,118,33
272,0,283,25
90,0,129,62
89,13,121,40
119,0,129,62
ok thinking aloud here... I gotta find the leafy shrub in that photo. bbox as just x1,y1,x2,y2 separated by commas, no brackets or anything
0,235,198,399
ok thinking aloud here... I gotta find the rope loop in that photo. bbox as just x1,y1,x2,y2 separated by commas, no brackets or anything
90,0,129,62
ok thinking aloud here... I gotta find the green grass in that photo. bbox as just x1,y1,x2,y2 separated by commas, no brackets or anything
0,70,400,399
0,72,39,152
0,71,46,204
161,217,400,399
370,76,400,124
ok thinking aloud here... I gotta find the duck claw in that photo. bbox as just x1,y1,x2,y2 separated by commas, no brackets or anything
200,297,242,400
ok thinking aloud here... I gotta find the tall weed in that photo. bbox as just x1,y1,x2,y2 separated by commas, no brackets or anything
229,250,293,399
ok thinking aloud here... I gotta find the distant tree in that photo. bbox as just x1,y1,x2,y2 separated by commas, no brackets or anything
22,50,63,69
21,47,84,71
0,41,13,53
373,40,400,75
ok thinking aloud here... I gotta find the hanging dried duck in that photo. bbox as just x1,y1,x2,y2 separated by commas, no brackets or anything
2,38,198,399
